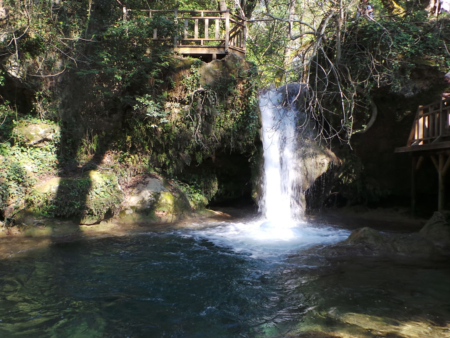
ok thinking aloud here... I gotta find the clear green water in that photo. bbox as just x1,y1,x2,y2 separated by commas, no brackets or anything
0,224,449,338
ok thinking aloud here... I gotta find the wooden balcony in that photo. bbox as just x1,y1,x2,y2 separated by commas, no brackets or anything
395,99,450,212
395,100,450,153
126,8,246,61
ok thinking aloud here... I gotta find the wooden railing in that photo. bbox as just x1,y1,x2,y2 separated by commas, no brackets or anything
126,9,246,55
407,100,450,146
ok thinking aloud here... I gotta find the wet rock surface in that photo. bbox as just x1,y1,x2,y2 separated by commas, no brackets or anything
419,211,450,248
304,221,449,258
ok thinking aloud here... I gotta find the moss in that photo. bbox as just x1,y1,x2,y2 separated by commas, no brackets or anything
14,122,60,147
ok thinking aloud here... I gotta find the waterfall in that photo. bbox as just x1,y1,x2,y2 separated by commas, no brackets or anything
258,86,304,224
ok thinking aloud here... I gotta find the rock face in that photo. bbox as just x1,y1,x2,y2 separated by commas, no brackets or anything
2,55,26,80
419,211,450,248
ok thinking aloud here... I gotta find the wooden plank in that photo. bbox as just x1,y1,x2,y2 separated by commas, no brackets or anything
413,136,442,142
225,10,229,52
434,112,438,137
416,156,424,170
243,20,247,51
180,38,224,41
443,155,450,175
440,100,445,136
395,141,450,153
194,19,198,39
430,110,435,138
229,19,246,27
439,154,445,211
408,106,421,146
431,155,439,170
173,6,178,49
178,10,224,13
205,19,209,40
417,110,440,118
180,16,225,20
215,19,219,39
411,156,417,216
418,116,424,141
184,19,188,39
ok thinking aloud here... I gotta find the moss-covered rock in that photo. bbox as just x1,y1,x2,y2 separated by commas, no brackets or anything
29,170,123,225
118,175,195,223
14,122,60,147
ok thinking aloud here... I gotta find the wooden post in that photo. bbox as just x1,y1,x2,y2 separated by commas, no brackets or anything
225,10,229,53
194,19,198,39
184,19,188,40
123,6,127,22
205,18,209,40
174,4,179,50
440,100,445,137
439,154,445,211
243,20,247,51
412,156,416,216
215,19,219,40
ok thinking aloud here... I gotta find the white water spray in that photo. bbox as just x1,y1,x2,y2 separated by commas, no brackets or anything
259,87,304,224
183,85,350,252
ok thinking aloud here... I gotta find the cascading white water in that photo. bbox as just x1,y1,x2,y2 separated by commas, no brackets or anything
184,85,350,250
259,87,304,224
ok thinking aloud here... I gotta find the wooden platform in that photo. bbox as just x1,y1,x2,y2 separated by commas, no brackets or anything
395,100,450,153
126,8,246,60
395,100,450,212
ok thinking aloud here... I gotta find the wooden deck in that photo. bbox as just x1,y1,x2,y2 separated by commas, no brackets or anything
395,100,450,153
126,8,246,60
395,99,450,212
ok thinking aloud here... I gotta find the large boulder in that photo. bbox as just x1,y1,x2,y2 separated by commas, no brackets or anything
122,177,167,211
14,122,60,147
30,170,123,225
309,227,440,257
419,211,450,248
120,175,193,223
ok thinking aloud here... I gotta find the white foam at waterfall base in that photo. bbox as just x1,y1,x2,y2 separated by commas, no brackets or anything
188,220,350,259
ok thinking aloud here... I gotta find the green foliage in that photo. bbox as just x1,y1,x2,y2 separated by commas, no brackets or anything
0,160,36,218
0,0,260,219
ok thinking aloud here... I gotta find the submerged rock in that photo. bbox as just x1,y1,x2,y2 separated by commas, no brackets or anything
343,227,438,256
